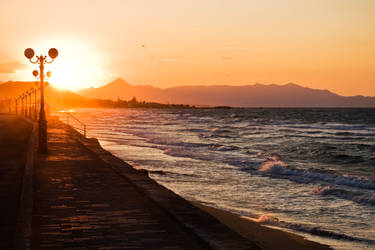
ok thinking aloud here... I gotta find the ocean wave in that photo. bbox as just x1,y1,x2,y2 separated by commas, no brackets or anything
285,123,373,132
147,138,206,148
211,144,239,151
162,148,217,161
147,137,240,152
258,160,375,190
210,127,233,134
303,130,323,134
288,223,375,244
290,134,366,141
333,154,364,163
182,128,208,133
254,214,280,225
148,170,197,178
313,186,375,206
254,214,375,244
258,160,288,174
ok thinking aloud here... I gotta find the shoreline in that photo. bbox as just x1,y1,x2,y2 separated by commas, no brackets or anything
191,202,332,250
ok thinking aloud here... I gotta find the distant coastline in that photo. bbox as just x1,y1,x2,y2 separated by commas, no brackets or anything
77,78,375,108
2,80,375,109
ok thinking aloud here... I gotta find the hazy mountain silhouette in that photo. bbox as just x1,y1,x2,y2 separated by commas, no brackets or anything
78,78,166,102
78,78,375,107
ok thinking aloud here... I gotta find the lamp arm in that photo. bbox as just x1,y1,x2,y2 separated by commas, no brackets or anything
29,58,39,64
45,57,54,64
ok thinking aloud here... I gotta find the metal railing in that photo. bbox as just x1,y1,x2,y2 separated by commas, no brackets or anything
66,112,87,137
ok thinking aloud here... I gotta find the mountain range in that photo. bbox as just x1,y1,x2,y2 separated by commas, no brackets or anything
77,78,375,107
1,79,375,108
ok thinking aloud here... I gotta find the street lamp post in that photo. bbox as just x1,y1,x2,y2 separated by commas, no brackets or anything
33,88,37,120
23,94,25,116
21,94,24,116
15,98,18,115
28,90,32,118
25,91,29,117
24,48,58,154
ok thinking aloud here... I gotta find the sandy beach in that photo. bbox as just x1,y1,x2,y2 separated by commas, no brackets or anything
193,202,331,250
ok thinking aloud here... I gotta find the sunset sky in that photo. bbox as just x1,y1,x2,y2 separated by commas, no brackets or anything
0,0,374,96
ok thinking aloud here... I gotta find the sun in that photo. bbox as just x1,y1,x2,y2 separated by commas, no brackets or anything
25,39,110,91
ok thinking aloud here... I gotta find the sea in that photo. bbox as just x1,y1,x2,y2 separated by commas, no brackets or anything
55,108,375,249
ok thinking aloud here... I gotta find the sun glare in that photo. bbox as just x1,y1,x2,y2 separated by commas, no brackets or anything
24,39,109,91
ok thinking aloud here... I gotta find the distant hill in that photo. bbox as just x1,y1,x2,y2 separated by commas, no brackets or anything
78,78,375,107
0,81,87,108
78,78,166,102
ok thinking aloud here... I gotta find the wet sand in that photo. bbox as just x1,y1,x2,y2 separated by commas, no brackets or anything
193,202,331,250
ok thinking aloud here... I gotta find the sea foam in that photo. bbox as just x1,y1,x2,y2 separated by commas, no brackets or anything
258,160,375,190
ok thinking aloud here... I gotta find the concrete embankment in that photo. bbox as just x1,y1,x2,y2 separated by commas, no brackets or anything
22,116,259,249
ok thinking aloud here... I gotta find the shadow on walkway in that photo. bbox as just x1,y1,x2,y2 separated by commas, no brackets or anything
0,114,32,249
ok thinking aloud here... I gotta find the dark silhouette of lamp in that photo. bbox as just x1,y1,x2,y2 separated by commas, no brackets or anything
24,48,58,154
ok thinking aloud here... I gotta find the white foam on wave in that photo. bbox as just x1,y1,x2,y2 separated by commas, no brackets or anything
255,214,280,225
313,185,332,195
245,211,375,245
258,160,375,190
259,160,288,174
313,185,375,206
210,127,230,134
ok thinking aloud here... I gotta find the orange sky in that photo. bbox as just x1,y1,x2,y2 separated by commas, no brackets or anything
0,0,374,96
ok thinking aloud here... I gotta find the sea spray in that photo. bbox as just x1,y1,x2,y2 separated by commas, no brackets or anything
255,214,280,225
258,160,288,173
313,185,375,206
258,159,375,190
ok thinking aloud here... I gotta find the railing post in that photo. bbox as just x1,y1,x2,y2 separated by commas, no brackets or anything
65,112,86,138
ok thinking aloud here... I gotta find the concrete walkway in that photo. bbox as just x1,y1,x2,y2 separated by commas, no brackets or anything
32,118,220,249
0,114,32,249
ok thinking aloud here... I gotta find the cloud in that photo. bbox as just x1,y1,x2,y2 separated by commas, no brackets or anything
221,57,232,60
0,61,28,73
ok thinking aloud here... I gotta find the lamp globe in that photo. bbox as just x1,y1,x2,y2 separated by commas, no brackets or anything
24,48,35,59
